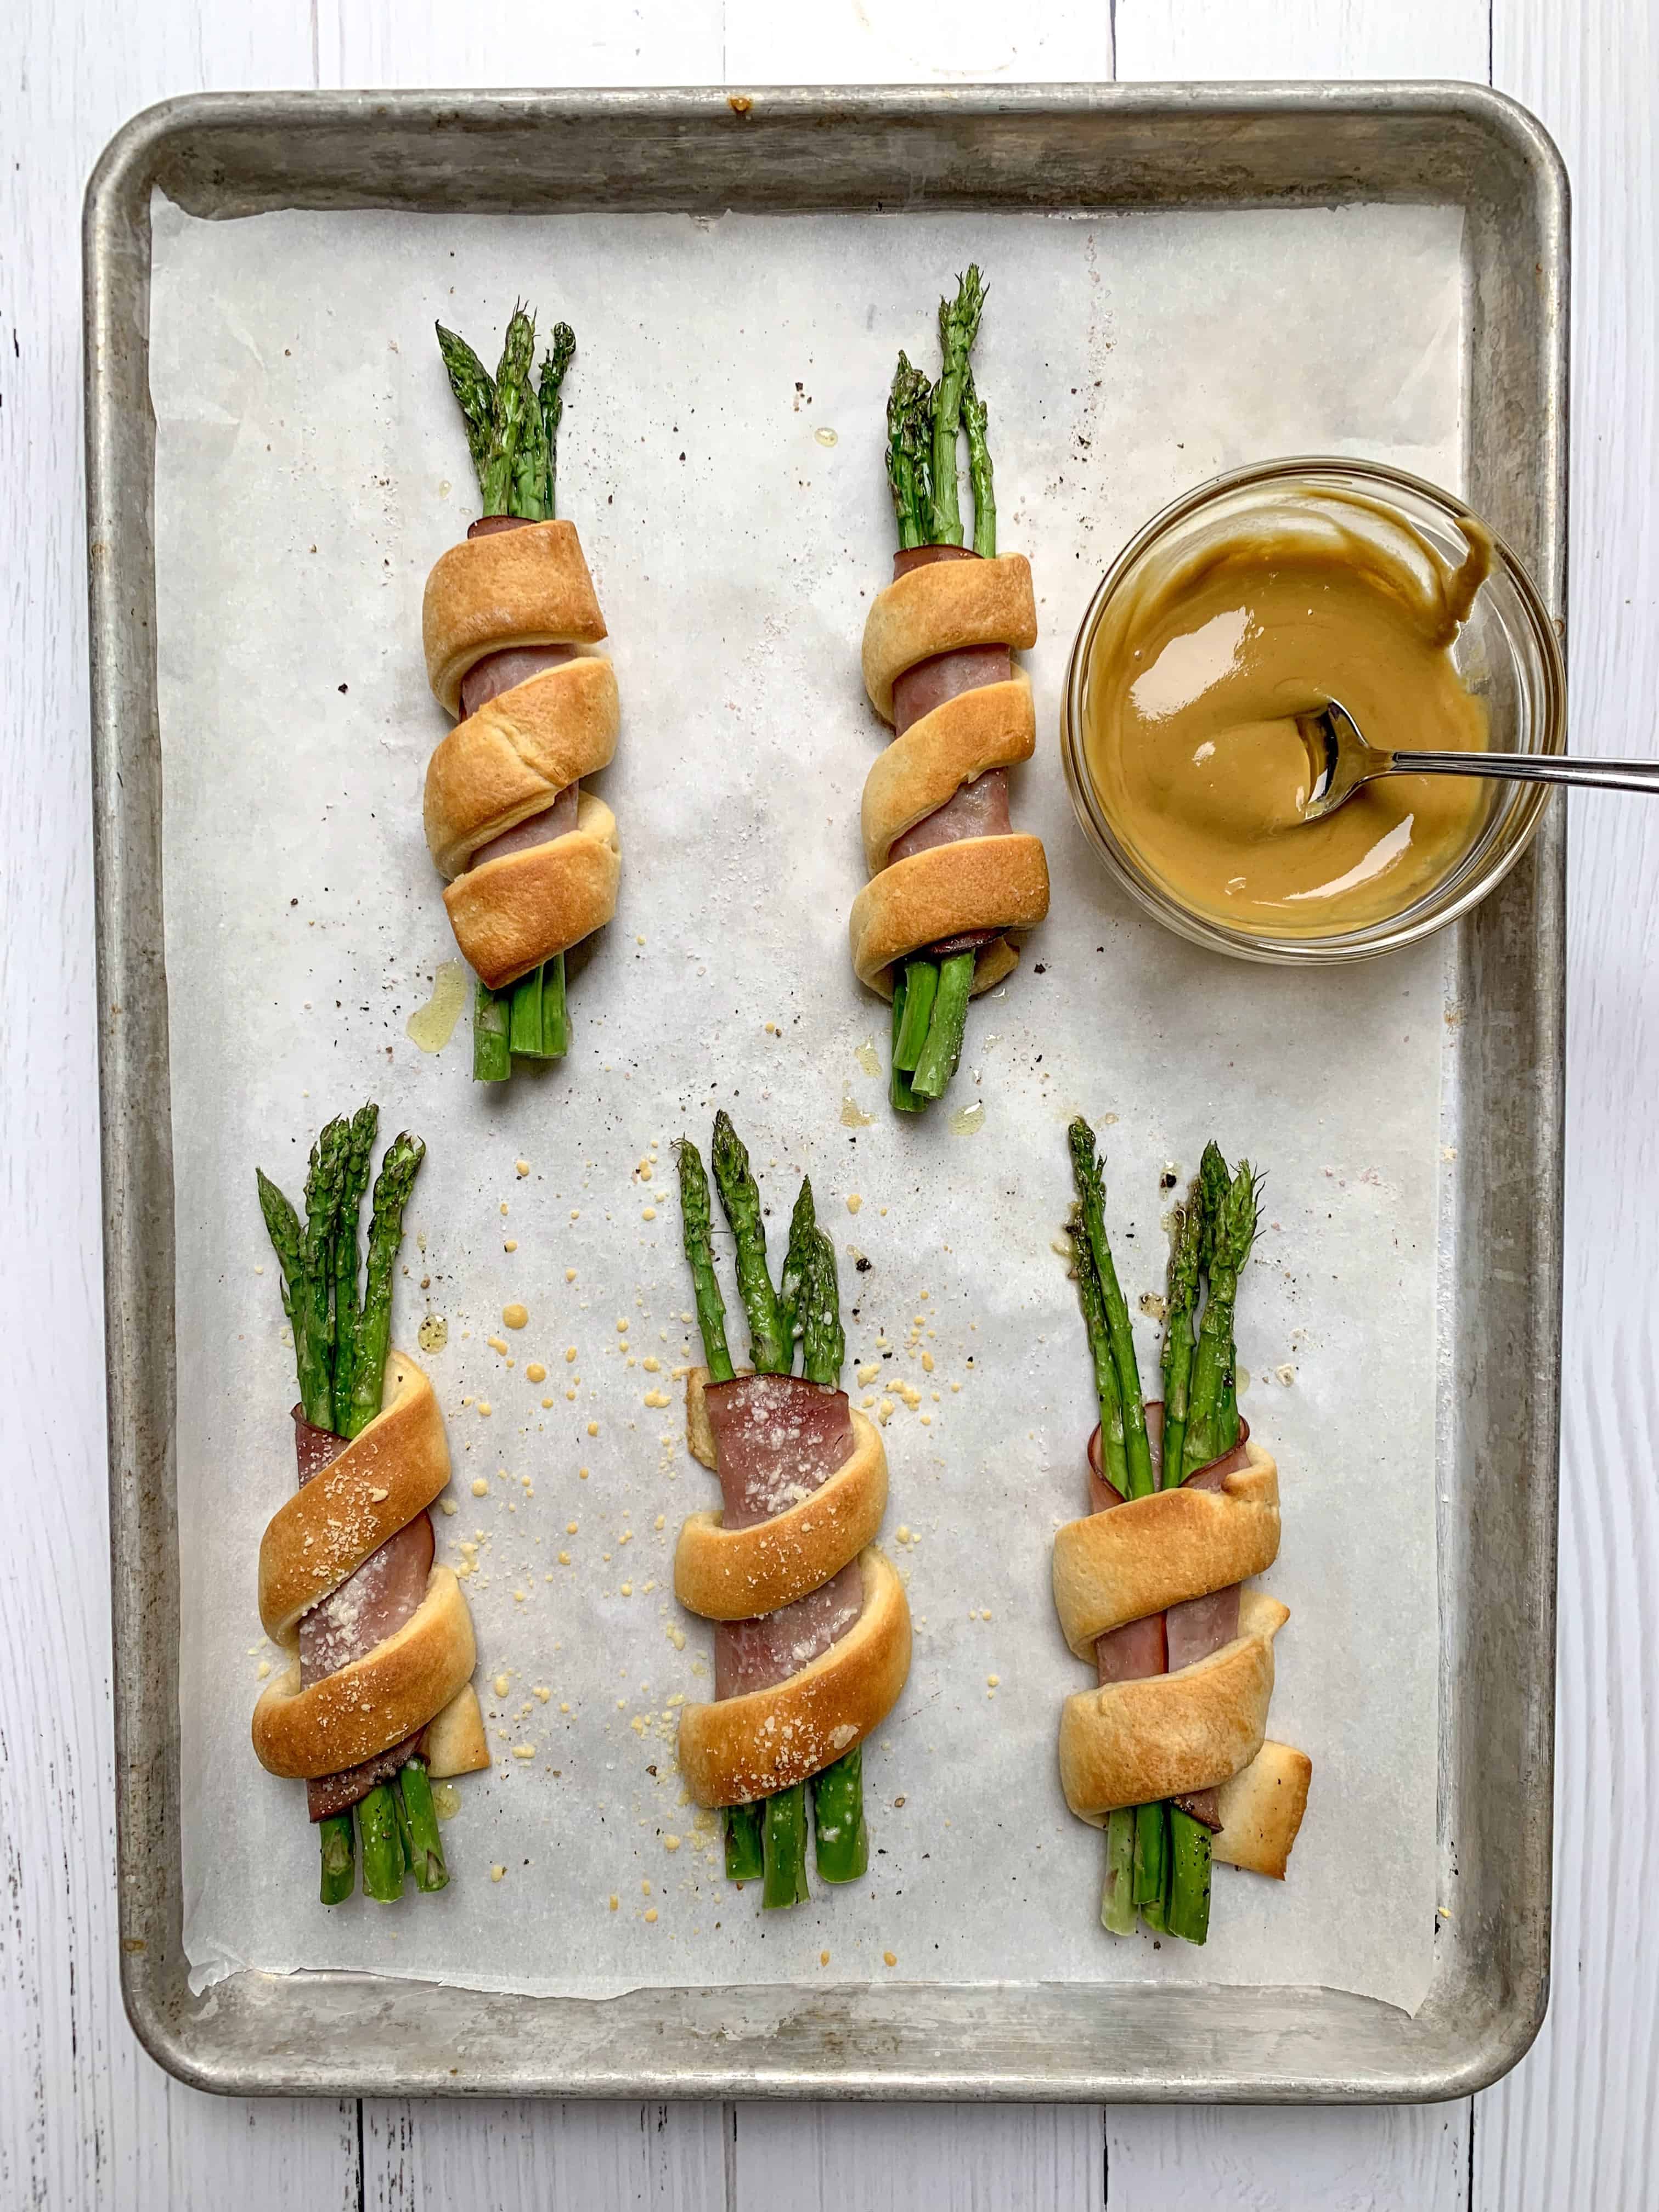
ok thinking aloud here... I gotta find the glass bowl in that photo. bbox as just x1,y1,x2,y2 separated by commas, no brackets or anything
1059,456,1566,964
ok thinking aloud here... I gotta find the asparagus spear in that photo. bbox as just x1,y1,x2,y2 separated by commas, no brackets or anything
763,1784,811,1909
891,957,938,1073
1101,1806,1137,1934
1069,1217,1128,1496
435,323,496,479
908,947,975,1102
962,365,996,559
710,1110,788,1376
479,303,536,517
1159,1196,1203,1488
329,1103,379,1433
798,1227,845,1391
359,1781,405,1903
678,1139,735,1384
472,979,512,1083
1068,1119,1154,1500
928,267,986,548
538,322,577,517
318,1813,356,1905
777,1176,818,1362
1180,1158,1259,1480
889,970,926,1115
812,1742,870,1883
725,1802,765,1882
343,1132,426,1443
885,353,935,552
399,1756,450,1892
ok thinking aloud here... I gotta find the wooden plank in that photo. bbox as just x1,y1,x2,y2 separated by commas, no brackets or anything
731,2104,1102,2211
362,2100,728,2209
1113,0,1489,81
1475,19,1659,2196
1108,2106,1470,2210
723,0,1112,84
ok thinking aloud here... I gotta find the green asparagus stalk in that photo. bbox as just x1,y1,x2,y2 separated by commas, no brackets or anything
799,1229,845,1390
511,333,552,524
763,1782,811,1910
480,303,536,517
889,970,926,1114
812,1743,870,1882
928,266,986,548
909,947,975,1102
891,957,939,1073
538,321,576,519
1068,1119,1154,1500
1166,1807,1213,1943
506,956,569,1061
358,1783,405,1903
777,1176,818,1361
301,1118,352,1429
1159,1197,1204,1488
885,352,935,552
1070,1218,1128,1496
1180,1158,1259,1479
1133,1801,1169,1916
398,1757,450,1893
962,366,996,559
677,1139,735,1384
710,1110,788,1376
472,980,512,1082
318,1812,356,1905
343,1132,426,1442
329,1103,379,1431
1101,1806,1137,1934
725,1802,765,1882
435,323,496,479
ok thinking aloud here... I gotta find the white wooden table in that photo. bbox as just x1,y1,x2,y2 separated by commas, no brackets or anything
3,1,1651,2202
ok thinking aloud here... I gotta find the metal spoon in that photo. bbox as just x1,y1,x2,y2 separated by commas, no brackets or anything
1293,698,1659,825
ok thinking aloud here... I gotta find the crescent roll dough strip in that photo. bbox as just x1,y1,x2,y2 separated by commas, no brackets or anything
861,554,1038,721
849,832,1049,996
423,519,606,716
1212,1739,1313,1880
1057,1588,1289,1824
258,1352,450,1645
861,675,1037,873
425,656,621,877
1051,1443,1282,1661
674,1409,889,1620
442,792,620,991
678,1548,912,1807
252,1566,478,1780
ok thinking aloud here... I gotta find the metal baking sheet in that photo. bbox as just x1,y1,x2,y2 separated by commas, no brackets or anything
86,83,1567,2101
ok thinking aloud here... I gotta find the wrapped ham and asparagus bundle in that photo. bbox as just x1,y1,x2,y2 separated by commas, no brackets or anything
674,1115,912,1908
252,1107,489,1903
851,267,1051,1114
1052,1120,1311,1941
422,306,621,1082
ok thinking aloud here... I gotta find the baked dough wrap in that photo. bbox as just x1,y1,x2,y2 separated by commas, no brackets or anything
861,675,1036,873
251,1348,489,1786
1057,1587,1289,1824
861,553,1038,722
1051,1443,1282,1661
422,518,606,716
849,833,1049,997
678,1547,912,1807
425,656,620,877
442,792,620,990
1213,1739,1313,1880
252,1567,477,1780
674,1408,889,1620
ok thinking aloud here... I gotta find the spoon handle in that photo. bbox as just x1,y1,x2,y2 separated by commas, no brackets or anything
1388,749,1659,797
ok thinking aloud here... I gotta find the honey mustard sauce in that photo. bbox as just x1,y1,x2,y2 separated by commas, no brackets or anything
1082,490,1493,934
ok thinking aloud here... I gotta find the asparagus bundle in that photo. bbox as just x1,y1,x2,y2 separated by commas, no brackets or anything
256,1106,450,1904
436,306,579,1082
1066,1118,1260,1945
677,1114,873,1908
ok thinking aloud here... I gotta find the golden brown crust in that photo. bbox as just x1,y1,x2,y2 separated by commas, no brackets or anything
677,1548,911,1807
425,1683,492,1779
1056,1589,1290,1824
424,656,620,877
251,1567,478,1779
257,1353,450,1645
861,676,1037,873
442,792,620,989
422,520,606,715
1051,1445,1282,1661
849,833,1050,996
674,1410,888,1621
1213,1738,1312,1879
684,1363,728,1470
861,554,1038,721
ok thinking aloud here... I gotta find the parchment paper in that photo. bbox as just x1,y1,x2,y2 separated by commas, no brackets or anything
152,195,1465,2014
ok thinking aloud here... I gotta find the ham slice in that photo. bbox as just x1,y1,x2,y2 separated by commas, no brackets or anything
703,1374,863,1701
466,782,579,870
1086,1404,1252,1832
292,1412,432,1820
893,643,1013,735
887,769,1011,866
702,1374,853,1529
460,641,579,719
